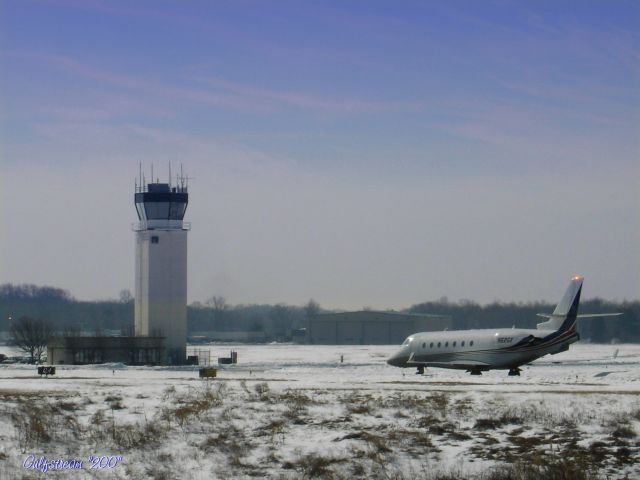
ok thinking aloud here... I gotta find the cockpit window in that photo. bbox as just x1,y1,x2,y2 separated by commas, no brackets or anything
402,337,413,346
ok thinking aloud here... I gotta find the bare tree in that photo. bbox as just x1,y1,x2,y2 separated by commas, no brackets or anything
62,324,81,337
304,299,320,319
119,289,133,303
206,295,229,329
120,324,135,336
9,316,53,363
270,304,294,338
206,295,228,312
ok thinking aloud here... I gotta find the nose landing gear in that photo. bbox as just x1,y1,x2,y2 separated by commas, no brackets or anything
508,367,521,376
416,366,424,375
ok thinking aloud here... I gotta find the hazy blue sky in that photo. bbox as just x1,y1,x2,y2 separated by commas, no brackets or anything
1,1,638,309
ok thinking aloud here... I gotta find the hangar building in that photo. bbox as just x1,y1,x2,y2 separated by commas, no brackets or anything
307,311,451,345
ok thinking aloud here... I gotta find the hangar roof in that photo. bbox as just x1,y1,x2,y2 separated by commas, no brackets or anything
312,311,449,322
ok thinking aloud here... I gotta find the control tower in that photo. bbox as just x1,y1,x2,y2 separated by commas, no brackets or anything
133,169,190,364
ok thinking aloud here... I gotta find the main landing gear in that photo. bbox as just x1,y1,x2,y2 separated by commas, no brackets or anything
467,368,482,376
416,366,424,375
508,367,521,376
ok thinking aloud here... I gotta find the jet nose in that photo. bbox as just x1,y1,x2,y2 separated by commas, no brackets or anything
387,349,409,367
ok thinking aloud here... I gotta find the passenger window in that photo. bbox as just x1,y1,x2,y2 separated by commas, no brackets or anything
430,342,434,348
470,340,474,346
461,341,465,347
437,342,441,348
422,342,426,348
445,341,449,347
453,341,456,347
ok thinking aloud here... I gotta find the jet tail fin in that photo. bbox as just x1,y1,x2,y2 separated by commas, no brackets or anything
536,276,583,332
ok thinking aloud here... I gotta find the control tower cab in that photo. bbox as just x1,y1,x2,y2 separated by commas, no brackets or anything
133,172,190,365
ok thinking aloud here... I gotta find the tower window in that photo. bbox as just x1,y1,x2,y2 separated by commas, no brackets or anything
151,236,159,244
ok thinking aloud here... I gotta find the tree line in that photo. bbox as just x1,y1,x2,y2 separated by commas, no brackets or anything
2,283,639,343
0,284,313,341
408,297,640,343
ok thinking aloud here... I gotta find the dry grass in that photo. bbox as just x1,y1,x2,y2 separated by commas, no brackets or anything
159,382,224,428
254,382,270,400
10,399,83,451
282,452,347,479
0,389,71,398
2,377,639,479
201,424,253,468
341,392,375,415
264,418,287,445
479,459,601,480
335,431,392,454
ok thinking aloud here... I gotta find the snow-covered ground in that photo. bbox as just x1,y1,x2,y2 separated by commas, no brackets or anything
0,343,638,479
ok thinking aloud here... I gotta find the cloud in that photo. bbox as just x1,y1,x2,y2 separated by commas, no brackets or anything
36,0,196,25
192,76,424,114
27,53,422,116
29,53,264,113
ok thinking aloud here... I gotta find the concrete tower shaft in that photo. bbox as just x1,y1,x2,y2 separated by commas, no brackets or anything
133,176,190,365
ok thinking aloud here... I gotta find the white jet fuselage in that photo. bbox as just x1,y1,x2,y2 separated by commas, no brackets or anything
386,327,578,372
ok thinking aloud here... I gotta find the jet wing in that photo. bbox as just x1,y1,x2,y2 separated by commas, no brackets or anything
448,360,491,367
407,360,491,368
537,313,622,319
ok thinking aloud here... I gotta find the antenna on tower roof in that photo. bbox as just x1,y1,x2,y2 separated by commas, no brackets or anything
169,163,172,188
151,164,154,185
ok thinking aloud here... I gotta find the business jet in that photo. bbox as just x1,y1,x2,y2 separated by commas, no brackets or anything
387,276,621,376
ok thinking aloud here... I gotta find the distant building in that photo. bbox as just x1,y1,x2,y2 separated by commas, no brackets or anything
48,336,165,365
189,331,268,343
307,311,451,345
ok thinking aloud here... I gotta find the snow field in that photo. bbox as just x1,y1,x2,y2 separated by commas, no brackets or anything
0,343,638,479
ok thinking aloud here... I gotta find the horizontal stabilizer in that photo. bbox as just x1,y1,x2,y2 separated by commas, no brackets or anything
537,313,622,319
